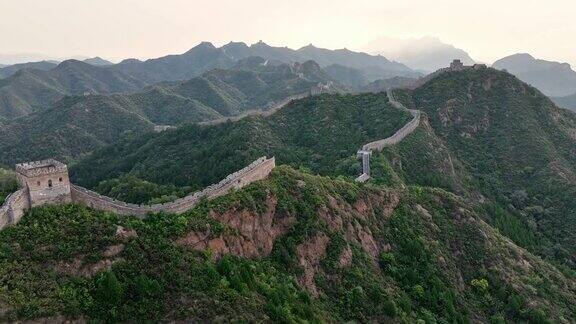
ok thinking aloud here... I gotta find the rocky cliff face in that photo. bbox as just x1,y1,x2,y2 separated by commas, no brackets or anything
167,166,576,322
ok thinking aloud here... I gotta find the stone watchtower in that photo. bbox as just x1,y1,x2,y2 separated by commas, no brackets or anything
15,159,72,207
450,59,465,70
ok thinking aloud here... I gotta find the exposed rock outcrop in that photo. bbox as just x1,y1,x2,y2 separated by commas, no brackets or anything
177,195,295,259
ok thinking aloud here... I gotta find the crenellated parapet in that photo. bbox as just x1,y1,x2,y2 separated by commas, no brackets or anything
15,159,68,178
1,156,276,228
70,156,275,216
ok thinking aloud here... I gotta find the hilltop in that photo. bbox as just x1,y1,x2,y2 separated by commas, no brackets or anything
83,57,113,66
0,60,58,78
381,66,576,269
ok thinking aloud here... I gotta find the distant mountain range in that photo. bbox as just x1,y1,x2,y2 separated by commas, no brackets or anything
0,57,112,78
552,92,576,112
0,59,146,119
0,58,340,165
0,41,419,121
0,60,58,78
364,36,475,72
492,53,576,97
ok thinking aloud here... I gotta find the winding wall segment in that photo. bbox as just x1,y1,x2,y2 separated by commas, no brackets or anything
1,157,275,228
68,157,275,217
355,89,421,182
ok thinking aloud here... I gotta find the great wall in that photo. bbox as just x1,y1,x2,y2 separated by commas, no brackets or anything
0,60,474,230
0,157,276,229
355,89,421,182
353,59,487,182
70,156,276,217
0,82,338,230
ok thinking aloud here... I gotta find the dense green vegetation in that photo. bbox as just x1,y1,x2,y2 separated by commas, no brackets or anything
1,167,574,322
3,64,576,322
0,168,18,202
94,175,193,204
387,67,576,270
70,68,576,272
0,59,147,120
71,92,412,189
0,57,338,166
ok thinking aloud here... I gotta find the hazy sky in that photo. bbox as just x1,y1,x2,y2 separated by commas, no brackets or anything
1,0,575,66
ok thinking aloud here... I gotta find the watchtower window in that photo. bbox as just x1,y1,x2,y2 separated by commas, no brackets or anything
48,179,53,188
59,177,63,182
37,181,41,186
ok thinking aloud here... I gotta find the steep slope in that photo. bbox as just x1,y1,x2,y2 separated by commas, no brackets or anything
0,167,574,322
0,59,338,165
493,53,576,97
70,92,413,188
0,60,58,78
0,60,146,119
386,67,576,268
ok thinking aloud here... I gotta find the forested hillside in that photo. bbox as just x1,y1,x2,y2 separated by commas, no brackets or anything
70,92,412,189
0,60,146,120
384,67,576,270
71,66,576,273
0,60,57,78
1,167,574,322
0,41,418,121
3,61,576,323
0,58,338,166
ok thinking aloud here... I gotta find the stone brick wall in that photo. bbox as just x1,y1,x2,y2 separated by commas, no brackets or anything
0,189,30,230
70,157,276,217
361,89,420,152
16,159,72,207
355,89,421,181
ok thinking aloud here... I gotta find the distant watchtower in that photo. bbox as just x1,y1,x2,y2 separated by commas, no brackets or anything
450,59,465,70
15,159,72,207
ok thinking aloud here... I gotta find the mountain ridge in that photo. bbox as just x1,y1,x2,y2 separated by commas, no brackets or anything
0,41,418,121
0,59,340,166
492,53,576,97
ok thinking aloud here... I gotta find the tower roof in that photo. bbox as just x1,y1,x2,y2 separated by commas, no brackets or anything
15,159,67,177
